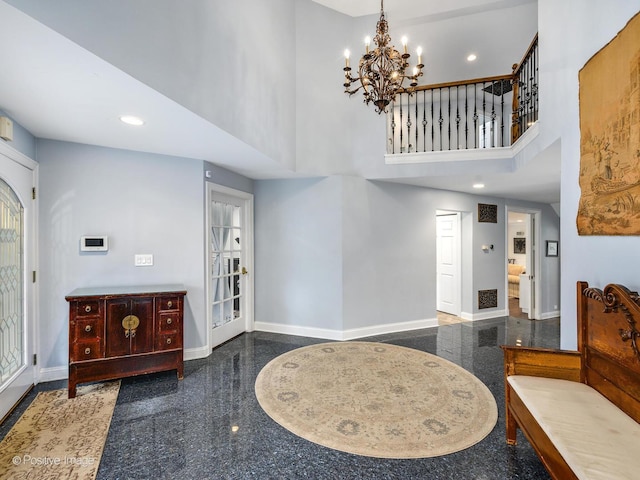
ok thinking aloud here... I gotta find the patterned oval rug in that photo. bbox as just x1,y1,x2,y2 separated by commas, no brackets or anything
255,341,497,458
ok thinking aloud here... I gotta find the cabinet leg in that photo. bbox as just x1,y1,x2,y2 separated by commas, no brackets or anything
177,362,184,380
68,381,77,399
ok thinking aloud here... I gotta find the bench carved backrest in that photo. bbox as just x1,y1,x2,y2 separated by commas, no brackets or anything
578,281,640,423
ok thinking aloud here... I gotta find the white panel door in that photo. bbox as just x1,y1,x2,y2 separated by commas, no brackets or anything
207,185,254,350
0,149,36,420
436,213,461,316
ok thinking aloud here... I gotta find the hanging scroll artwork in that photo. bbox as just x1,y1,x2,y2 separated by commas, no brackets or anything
577,11,640,235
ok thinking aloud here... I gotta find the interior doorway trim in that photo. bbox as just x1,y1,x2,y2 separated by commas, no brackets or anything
0,140,38,419
436,210,462,318
505,206,541,320
205,182,254,351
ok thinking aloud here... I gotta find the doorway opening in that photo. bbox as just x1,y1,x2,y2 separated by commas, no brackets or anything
0,146,37,421
506,208,541,319
436,211,462,319
206,184,254,350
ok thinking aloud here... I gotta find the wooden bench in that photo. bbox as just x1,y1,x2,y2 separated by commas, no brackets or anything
502,281,640,479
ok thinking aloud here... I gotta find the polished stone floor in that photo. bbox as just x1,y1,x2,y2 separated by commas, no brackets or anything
1,316,559,479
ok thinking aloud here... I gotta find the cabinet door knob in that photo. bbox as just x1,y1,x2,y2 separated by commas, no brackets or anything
166,318,172,325
84,347,91,355
85,305,92,313
167,300,173,308
85,324,92,332
166,338,172,345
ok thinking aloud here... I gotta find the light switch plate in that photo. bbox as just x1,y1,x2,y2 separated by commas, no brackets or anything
134,254,153,266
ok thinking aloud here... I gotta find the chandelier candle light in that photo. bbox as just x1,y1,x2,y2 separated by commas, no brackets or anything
343,0,423,114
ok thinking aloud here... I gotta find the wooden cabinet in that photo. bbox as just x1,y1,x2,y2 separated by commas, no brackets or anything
66,285,186,398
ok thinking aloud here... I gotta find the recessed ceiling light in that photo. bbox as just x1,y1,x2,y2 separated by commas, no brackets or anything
119,115,145,126
467,54,477,62
473,183,485,189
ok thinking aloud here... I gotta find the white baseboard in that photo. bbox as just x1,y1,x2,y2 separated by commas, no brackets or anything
184,345,211,361
342,318,439,340
539,310,560,320
254,317,439,341
253,322,344,340
38,366,68,383
460,309,508,321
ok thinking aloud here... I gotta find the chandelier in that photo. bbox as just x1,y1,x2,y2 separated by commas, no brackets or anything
343,0,423,114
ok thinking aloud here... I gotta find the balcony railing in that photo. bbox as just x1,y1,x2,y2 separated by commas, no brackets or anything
387,34,538,155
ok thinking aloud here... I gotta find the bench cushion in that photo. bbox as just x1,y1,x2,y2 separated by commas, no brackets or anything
508,375,640,480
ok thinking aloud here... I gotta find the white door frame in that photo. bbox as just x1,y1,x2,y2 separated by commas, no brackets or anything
205,183,254,350
505,206,541,319
0,140,38,420
436,210,462,317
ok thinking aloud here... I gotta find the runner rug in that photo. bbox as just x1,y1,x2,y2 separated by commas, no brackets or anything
0,381,120,479
255,342,497,458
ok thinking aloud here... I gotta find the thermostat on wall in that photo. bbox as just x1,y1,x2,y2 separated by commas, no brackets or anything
81,235,109,252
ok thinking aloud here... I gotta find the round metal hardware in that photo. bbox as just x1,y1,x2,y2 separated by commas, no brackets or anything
166,318,172,325
85,305,92,313
84,347,91,355
166,338,172,345
85,325,92,332
122,315,140,331
167,301,173,308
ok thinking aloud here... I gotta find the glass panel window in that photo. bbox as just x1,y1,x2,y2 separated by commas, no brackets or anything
0,178,24,384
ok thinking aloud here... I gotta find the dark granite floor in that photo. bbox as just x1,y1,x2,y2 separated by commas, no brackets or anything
1,316,559,479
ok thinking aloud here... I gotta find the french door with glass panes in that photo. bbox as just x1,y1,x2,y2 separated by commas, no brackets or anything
0,147,36,420
207,185,253,349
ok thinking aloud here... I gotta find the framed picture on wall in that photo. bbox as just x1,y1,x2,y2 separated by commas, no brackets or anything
513,237,526,254
546,240,558,257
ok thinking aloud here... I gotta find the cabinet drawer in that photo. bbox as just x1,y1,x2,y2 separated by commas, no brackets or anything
156,332,182,351
75,300,101,317
157,312,180,333
72,319,103,341
71,340,103,361
157,296,180,311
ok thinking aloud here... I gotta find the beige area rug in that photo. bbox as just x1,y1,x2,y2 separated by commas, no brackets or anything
255,342,497,458
0,381,120,480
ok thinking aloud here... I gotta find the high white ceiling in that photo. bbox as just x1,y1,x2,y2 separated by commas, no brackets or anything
0,0,557,204
312,0,534,21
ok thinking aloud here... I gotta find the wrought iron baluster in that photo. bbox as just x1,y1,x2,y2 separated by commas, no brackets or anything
399,95,404,153
500,84,505,147
431,90,435,151
438,89,443,151
391,99,396,153
465,84,469,149
491,82,496,148
455,85,461,150
532,41,538,124
422,90,427,153
406,92,411,153
473,83,478,149
447,87,452,151
415,90,419,153
482,82,487,148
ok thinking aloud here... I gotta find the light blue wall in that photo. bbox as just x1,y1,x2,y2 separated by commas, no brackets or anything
36,139,207,370
203,161,254,194
539,0,640,349
0,109,36,159
256,176,560,334
254,177,343,331
341,178,435,329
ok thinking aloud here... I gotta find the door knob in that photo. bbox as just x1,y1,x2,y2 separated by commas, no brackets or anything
241,267,248,275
